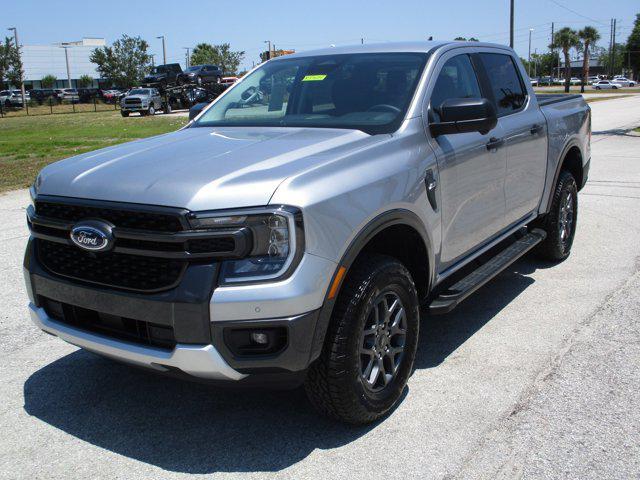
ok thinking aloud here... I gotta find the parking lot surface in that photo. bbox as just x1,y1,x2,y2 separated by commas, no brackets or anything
1,95,639,479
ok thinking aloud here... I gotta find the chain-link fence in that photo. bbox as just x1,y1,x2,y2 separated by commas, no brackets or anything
0,91,122,118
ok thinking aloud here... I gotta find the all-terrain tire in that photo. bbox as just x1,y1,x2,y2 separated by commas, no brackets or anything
305,254,420,424
120,111,129,117
534,170,578,261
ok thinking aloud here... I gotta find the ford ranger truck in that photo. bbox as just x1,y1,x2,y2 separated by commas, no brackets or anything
24,41,590,424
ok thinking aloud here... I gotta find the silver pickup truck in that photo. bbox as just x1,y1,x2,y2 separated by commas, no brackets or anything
24,41,590,424
120,88,162,116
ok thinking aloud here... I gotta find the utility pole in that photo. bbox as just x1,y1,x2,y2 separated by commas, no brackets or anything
509,0,514,48
7,27,26,108
528,28,534,76
156,36,166,64
61,44,72,88
550,22,555,84
611,18,617,76
264,40,271,60
608,19,614,77
183,47,190,68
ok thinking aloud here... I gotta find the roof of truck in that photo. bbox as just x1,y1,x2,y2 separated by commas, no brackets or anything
273,41,510,60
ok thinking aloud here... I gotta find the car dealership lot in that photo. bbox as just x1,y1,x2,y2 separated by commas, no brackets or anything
1,96,639,479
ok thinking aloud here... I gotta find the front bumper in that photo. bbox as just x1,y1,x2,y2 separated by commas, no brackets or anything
24,237,330,382
29,302,245,381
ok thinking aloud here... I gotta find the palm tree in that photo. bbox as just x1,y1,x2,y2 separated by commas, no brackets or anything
578,26,601,93
551,27,580,93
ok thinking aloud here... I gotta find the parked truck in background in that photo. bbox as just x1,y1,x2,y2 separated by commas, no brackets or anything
24,41,590,424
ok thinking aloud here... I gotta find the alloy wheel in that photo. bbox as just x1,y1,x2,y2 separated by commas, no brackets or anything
559,190,574,244
359,291,407,392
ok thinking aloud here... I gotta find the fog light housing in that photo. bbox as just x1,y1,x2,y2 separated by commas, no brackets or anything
224,327,287,356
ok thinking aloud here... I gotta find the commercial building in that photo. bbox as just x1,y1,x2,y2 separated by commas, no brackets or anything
20,38,104,89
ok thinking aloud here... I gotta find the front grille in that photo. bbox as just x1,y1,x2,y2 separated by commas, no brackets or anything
41,296,176,350
35,201,184,232
187,237,236,254
37,240,186,292
124,98,142,105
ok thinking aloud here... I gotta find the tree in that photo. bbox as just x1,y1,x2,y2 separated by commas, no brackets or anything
190,43,245,74
627,13,640,80
40,74,57,88
0,36,23,90
550,27,580,92
578,26,601,92
90,35,152,88
453,37,479,42
600,43,627,77
78,75,94,88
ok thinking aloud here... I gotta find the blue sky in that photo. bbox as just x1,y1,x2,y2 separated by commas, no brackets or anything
5,0,638,71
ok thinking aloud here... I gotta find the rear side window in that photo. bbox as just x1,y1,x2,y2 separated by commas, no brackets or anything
430,54,482,121
479,53,527,116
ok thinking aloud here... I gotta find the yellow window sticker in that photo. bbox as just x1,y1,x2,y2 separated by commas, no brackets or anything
302,74,327,82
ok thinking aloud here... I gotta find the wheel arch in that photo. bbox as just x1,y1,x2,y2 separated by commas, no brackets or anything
542,139,585,215
309,209,434,363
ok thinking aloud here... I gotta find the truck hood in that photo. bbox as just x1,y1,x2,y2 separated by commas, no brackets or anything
37,126,372,211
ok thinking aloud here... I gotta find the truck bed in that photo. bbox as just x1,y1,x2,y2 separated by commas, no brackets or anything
536,93,583,106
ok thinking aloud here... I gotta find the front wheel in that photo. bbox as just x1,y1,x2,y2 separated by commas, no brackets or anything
305,254,419,424
534,170,578,261
120,111,129,117
147,105,155,116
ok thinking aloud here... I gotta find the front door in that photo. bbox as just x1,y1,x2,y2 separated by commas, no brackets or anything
426,51,507,270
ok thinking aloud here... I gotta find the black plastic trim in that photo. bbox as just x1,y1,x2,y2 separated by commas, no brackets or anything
211,310,320,373
24,238,217,344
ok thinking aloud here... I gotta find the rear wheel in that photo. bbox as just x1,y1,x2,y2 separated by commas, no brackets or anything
305,254,420,424
534,170,578,261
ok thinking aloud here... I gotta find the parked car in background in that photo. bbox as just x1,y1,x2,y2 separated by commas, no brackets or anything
220,76,239,87
177,65,223,85
530,78,539,86
611,77,636,87
143,63,183,88
587,76,600,84
1,89,28,108
29,89,57,104
120,87,162,116
569,77,581,85
592,80,619,90
26,41,591,424
77,88,100,103
57,88,79,103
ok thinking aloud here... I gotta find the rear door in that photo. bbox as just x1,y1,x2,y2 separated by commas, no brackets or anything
478,52,547,225
425,50,507,269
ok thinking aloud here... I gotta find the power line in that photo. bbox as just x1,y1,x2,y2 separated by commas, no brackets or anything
547,0,608,26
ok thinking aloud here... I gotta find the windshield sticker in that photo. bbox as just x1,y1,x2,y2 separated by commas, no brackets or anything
302,74,327,82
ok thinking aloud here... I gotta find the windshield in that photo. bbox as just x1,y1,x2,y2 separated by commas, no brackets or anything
150,66,166,74
129,89,150,95
193,52,428,135
185,66,201,72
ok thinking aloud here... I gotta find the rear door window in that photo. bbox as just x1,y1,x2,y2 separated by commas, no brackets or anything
479,53,527,116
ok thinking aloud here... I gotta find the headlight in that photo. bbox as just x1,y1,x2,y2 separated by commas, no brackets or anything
188,206,304,284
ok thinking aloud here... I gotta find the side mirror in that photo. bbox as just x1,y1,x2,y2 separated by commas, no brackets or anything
189,102,208,121
430,98,497,136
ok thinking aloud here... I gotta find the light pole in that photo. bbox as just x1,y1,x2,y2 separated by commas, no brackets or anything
156,36,166,65
264,40,271,60
528,28,534,76
7,27,26,107
60,43,72,88
509,0,514,48
183,47,190,68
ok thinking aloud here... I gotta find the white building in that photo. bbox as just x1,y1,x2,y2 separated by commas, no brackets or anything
21,38,105,89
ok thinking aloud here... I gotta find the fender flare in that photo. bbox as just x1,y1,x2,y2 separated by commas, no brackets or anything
542,139,584,215
308,208,434,363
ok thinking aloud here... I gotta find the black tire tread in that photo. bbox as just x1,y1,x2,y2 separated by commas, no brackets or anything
305,254,417,424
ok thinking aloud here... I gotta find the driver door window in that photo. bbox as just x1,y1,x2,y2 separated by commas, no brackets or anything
430,54,481,121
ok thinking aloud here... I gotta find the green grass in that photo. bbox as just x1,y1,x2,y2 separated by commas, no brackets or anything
0,111,187,192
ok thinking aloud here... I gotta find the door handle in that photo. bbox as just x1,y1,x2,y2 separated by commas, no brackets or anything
530,124,543,135
486,137,504,151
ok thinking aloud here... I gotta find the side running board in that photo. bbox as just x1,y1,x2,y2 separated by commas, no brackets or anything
429,229,547,315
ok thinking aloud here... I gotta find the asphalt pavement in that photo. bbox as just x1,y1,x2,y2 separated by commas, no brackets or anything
1,95,639,479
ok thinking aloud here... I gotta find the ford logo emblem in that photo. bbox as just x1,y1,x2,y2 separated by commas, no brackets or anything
70,221,113,252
